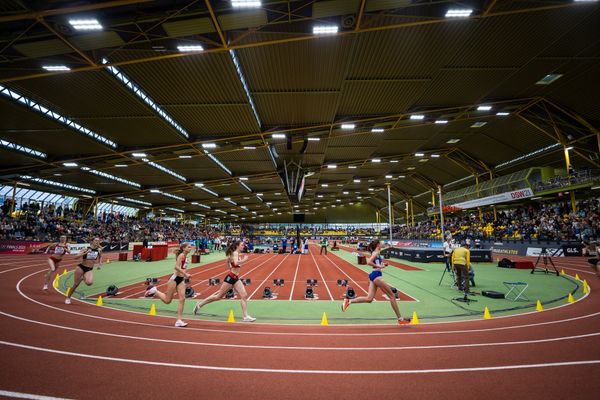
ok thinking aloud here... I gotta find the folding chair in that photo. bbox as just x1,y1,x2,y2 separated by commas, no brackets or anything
503,281,529,301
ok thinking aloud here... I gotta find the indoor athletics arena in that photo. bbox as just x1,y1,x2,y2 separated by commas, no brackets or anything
0,1,599,399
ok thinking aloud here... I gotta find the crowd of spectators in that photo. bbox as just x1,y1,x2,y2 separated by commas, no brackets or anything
1,197,598,244
387,198,599,242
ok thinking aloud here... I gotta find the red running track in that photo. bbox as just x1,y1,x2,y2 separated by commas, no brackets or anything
0,254,598,400
337,244,424,271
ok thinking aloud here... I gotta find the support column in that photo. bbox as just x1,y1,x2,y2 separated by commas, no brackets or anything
386,183,392,244
405,201,409,227
438,186,445,242
9,180,17,216
410,198,414,227
493,205,497,221
564,146,576,213
479,207,483,222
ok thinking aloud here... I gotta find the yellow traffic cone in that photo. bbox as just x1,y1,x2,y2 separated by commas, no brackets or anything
320,312,328,326
227,309,235,323
148,303,156,316
575,274,580,281
62,269,67,276
65,287,71,297
583,280,589,294
483,307,492,319
567,293,574,303
560,269,565,276
536,300,543,312
106,259,110,264
411,311,419,325
96,296,103,306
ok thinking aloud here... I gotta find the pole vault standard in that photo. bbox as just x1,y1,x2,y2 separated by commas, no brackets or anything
438,186,445,242
386,183,393,245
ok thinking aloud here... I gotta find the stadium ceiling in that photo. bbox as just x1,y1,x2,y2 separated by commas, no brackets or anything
0,0,599,221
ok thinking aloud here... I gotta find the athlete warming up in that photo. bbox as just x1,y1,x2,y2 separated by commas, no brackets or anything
65,237,102,305
43,235,70,290
145,243,192,327
341,239,410,325
193,240,256,322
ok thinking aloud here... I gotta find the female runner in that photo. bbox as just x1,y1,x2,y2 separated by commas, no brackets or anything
342,239,410,324
65,237,102,305
145,243,192,327
193,240,256,322
43,235,70,290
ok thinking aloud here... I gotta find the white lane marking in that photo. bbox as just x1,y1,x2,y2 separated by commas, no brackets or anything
0,390,73,400
15,270,598,336
1,309,598,351
289,254,301,301
316,246,369,295
248,254,291,299
309,247,334,301
0,340,598,374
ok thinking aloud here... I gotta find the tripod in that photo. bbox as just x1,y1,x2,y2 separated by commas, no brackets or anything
438,255,457,288
531,248,559,276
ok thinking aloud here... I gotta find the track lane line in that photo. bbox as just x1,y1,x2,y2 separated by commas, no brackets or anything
289,253,302,301
309,246,334,301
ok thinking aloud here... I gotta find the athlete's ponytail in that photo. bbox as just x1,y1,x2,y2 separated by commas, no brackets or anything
367,239,380,253
226,240,241,257
175,242,187,256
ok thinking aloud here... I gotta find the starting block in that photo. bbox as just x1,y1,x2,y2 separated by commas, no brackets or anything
503,281,529,301
273,278,285,286
241,278,251,286
306,279,318,287
145,278,159,285
225,288,235,299
208,278,221,286
345,286,356,299
263,287,273,299
337,279,348,287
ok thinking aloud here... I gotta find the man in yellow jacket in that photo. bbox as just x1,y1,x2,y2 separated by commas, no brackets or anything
452,241,471,294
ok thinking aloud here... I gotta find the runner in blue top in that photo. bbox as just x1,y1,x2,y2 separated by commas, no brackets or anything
342,239,410,325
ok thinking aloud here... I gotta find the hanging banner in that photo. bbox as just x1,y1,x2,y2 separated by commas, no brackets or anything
448,188,534,210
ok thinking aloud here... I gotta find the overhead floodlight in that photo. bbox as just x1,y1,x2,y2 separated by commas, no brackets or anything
203,150,232,176
536,73,563,85
348,165,357,169
240,182,252,193
179,155,193,158
0,139,46,159
62,162,78,167
431,154,440,158
161,192,185,202
415,153,425,157
445,9,473,18
69,19,103,30
341,124,355,130
132,152,147,158
390,160,398,163
115,164,127,167
272,133,286,139
102,58,189,140
353,179,361,183
410,115,425,120
447,138,461,144
166,207,184,213
327,164,337,169
0,85,116,148
232,0,262,8
20,175,95,194
477,105,492,111
243,146,256,150
307,137,321,141
435,120,448,124
495,143,561,169
118,197,152,206
177,44,204,52
229,49,261,127
371,128,384,133
42,65,70,71
142,158,186,181
202,143,217,149
321,184,329,187
385,175,392,179
371,158,381,163
200,186,219,197
313,25,338,35
85,168,141,188
496,112,510,116
471,122,487,128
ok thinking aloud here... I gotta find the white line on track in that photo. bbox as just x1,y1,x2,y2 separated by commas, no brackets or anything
248,254,291,299
0,340,598,374
0,389,73,400
1,308,598,351
289,253,301,301
309,247,334,300
13,270,599,336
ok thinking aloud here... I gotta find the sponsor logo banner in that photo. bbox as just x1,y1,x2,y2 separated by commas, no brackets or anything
450,188,534,210
0,240,48,254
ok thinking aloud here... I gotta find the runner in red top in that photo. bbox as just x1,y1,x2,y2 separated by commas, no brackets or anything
193,240,256,322
43,235,70,290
